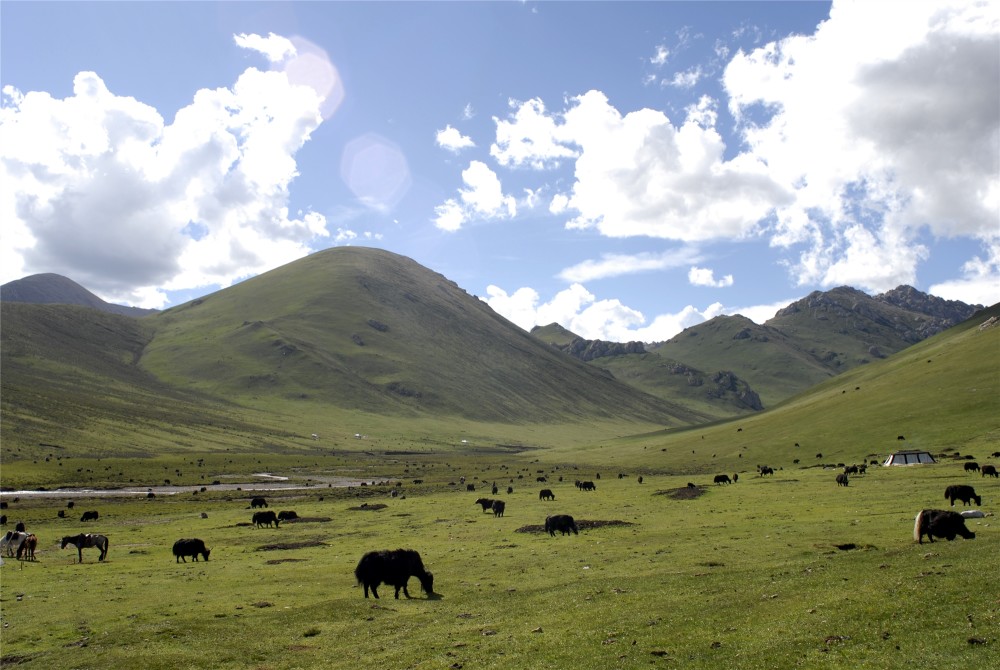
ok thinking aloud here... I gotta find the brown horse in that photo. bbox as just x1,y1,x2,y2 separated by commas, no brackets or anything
16,534,37,561
61,533,109,562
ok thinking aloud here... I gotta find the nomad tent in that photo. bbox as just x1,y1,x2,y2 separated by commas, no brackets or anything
883,450,936,466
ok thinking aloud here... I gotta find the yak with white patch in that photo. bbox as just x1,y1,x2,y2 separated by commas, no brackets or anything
354,549,434,599
913,509,976,544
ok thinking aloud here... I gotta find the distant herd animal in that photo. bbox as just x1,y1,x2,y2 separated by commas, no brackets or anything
252,511,279,528
545,514,578,536
538,489,555,501
981,465,998,478
714,474,732,485
914,509,976,544
172,538,211,563
80,510,99,522
354,548,434,599
945,485,981,507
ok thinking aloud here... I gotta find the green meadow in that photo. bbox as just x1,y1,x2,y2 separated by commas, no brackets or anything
1,453,996,670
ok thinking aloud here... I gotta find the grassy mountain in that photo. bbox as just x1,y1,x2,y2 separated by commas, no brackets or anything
550,303,1000,473
648,286,984,408
1,248,706,458
1,272,157,317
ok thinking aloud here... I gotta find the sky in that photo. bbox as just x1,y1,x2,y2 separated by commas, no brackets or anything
1,1,997,342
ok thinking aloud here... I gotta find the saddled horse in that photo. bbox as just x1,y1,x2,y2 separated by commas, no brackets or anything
61,533,109,563
16,534,37,561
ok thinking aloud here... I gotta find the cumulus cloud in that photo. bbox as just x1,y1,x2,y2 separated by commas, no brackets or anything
435,124,475,152
489,89,790,241
0,45,329,307
485,282,740,342
929,240,1000,307
433,160,516,231
688,266,734,288
724,0,999,293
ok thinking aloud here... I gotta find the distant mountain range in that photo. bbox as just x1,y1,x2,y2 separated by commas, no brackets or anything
1,273,157,317
0,249,990,455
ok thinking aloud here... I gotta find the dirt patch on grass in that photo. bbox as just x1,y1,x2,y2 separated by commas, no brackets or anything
347,503,387,511
514,519,635,533
257,540,326,551
283,516,331,523
655,486,706,500
0,654,37,666
266,558,308,565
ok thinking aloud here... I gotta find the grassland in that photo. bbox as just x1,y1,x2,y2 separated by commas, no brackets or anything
1,454,997,670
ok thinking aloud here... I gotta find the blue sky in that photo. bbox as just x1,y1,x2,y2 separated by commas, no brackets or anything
2,1,997,341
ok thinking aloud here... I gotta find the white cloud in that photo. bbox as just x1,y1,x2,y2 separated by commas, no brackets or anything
486,90,790,242
929,240,1000,307
665,65,703,89
433,160,516,231
724,0,999,293
688,266,734,288
0,56,328,307
490,97,579,169
435,125,475,152
558,248,701,283
485,282,753,342
234,32,297,63
650,44,670,66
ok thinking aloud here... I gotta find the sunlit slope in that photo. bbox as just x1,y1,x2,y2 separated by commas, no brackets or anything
568,305,1000,473
140,247,700,426
0,303,274,456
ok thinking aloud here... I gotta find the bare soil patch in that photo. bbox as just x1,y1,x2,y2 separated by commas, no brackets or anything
348,503,387,511
655,486,706,500
256,539,326,551
514,519,635,534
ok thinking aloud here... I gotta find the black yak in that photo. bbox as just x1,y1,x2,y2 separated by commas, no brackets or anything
80,510,99,522
914,509,976,544
836,473,849,487
172,538,211,562
354,549,434,599
713,474,731,485
964,462,980,473
250,497,268,509
945,485,982,507
252,510,279,527
474,498,495,512
491,500,505,517
545,514,578,536
277,510,298,521
538,489,555,501
981,465,998,478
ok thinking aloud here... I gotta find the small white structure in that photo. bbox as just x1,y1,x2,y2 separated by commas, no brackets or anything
882,449,936,466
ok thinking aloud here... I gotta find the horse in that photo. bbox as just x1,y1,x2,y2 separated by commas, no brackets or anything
61,533,109,563
16,534,37,561
1,531,28,557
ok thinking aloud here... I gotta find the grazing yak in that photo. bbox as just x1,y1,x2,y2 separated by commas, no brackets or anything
474,498,496,512
964,462,980,473
172,538,211,562
758,466,774,477
836,473,849,487
80,510,99,522
713,474,731,485
914,509,976,544
538,489,555,501
981,465,998,478
491,500,506,517
354,549,434,599
577,481,597,491
277,510,298,521
545,514,579,536
252,510,279,528
250,497,268,509
945,485,982,507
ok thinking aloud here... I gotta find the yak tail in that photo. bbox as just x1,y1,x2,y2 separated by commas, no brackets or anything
913,511,924,543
